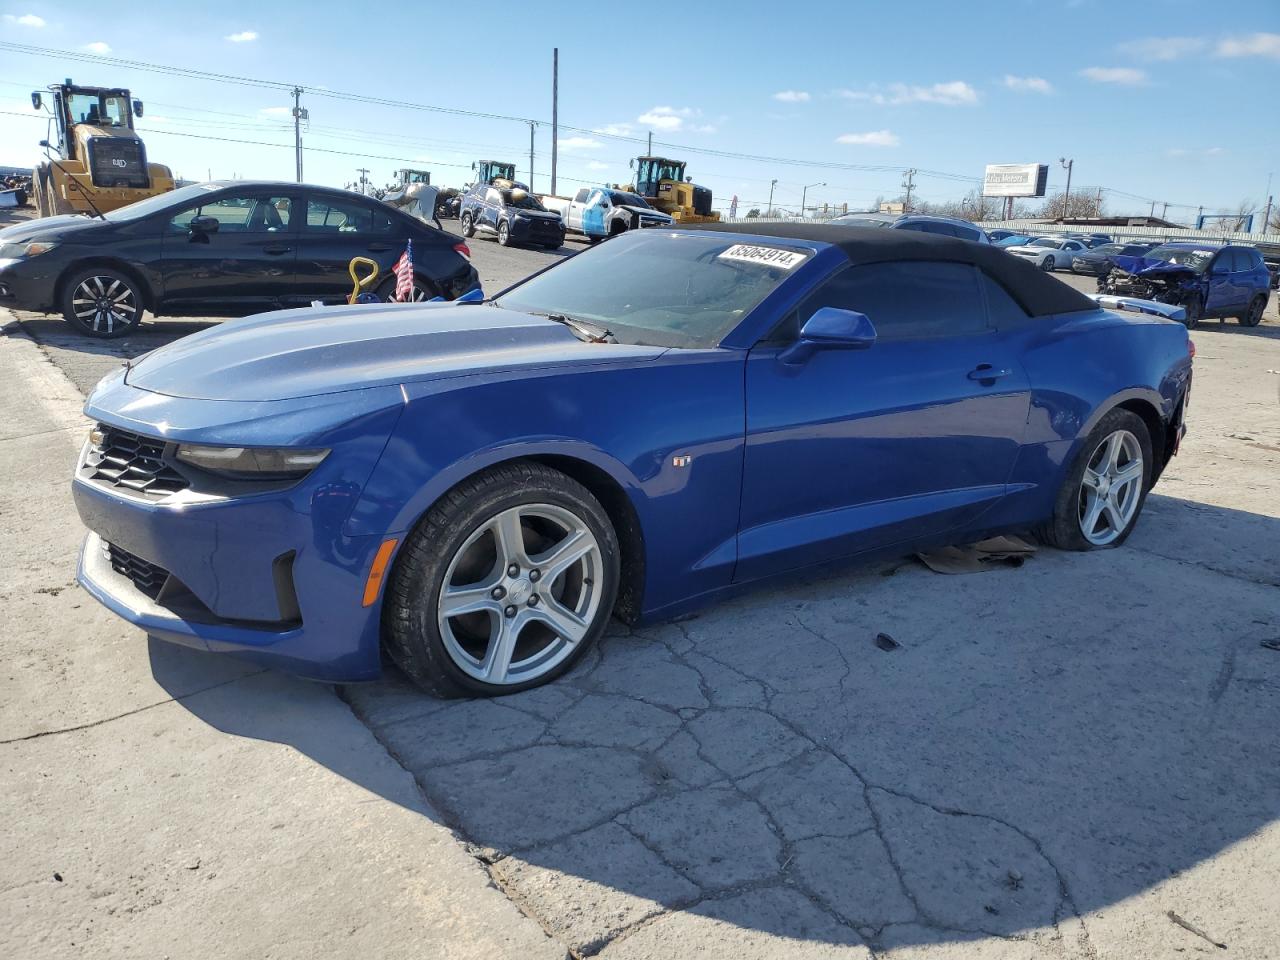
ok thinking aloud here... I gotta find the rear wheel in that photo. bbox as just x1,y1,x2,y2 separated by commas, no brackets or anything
375,274,436,303
61,267,144,338
1036,408,1152,551
383,461,620,698
1237,295,1266,327
497,220,511,246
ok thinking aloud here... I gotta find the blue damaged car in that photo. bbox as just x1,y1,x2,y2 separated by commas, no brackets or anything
73,224,1193,697
1098,242,1271,328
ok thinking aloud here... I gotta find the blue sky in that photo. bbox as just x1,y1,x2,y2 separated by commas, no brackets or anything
2,0,1277,221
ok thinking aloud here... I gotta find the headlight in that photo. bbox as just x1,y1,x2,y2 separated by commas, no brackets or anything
175,443,329,479
0,241,59,258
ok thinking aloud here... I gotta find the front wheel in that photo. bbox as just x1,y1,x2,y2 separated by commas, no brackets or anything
1040,256,1055,272
1036,408,1152,551
460,212,475,238
1237,295,1266,327
383,461,620,698
61,267,144,338
497,220,511,246
1182,294,1202,329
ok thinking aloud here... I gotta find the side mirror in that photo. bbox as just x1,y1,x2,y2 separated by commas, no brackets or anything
779,307,877,365
39,139,50,149
31,91,43,111
188,215,220,236
132,99,144,118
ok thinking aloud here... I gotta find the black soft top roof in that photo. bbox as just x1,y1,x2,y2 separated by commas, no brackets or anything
686,221,1096,317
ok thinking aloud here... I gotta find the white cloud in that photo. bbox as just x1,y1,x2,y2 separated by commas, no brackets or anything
833,81,978,106
259,106,292,116
1205,146,1226,155
84,41,111,54
1216,32,1280,59
225,30,258,42
1117,36,1205,61
637,105,693,130
586,160,609,171
559,136,603,151
1166,147,1190,157
1002,74,1053,94
772,90,810,103
593,123,633,137
3,12,45,26
835,130,900,147
1079,66,1148,85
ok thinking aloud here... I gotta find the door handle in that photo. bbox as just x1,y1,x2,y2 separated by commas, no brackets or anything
366,242,396,252
968,364,1012,382
263,244,292,255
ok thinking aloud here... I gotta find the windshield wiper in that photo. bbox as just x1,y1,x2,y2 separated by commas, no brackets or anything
536,312,617,343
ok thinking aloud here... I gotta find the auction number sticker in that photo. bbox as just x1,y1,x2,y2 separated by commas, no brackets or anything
717,244,809,270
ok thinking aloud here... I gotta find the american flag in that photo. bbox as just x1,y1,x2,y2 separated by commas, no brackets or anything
392,239,414,302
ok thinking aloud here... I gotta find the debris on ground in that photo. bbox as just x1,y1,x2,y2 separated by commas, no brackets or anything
875,633,900,652
1167,910,1227,950
916,535,1037,575
1260,639,1280,652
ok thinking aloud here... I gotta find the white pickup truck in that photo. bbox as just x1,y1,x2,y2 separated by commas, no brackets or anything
540,186,673,242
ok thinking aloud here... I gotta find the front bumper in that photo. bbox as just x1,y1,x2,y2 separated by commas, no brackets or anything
73,474,393,681
0,254,62,312
510,216,565,245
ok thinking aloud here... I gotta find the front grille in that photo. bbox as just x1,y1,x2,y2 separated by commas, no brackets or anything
84,423,189,499
87,137,150,189
104,541,169,599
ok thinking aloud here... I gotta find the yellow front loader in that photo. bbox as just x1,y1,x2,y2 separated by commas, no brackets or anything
627,156,720,223
30,79,174,217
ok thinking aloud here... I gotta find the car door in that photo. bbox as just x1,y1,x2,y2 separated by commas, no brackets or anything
581,188,609,237
159,189,299,314
736,261,1031,581
1204,250,1241,315
290,193,408,305
1059,240,1085,267
570,187,590,231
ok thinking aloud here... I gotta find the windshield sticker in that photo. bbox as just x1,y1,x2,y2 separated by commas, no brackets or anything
717,244,809,270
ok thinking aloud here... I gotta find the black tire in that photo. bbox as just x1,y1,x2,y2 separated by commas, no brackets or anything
33,167,51,219
1035,408,1153,551
61,267,144,338
543,241,563,251
374,274,437,304
1237,295,1266,327
497,220,511,246
460,212,475,238
383,461,620,698
1040,256,1055,272
1182,294,1202,329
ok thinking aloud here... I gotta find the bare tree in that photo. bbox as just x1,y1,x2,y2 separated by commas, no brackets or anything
1038,190,1105,220
1228,198,1257,231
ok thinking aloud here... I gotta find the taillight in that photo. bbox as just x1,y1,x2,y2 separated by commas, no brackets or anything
453,242,471,261
1188,339,1196,359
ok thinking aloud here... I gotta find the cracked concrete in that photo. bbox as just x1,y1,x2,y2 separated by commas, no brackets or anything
4,236,1279,959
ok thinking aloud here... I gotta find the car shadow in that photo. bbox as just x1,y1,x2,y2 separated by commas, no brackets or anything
153,493,1280,953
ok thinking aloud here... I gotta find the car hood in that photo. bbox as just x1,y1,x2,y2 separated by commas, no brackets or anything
124,303,667,401
620,205,672,220
0,213,104,243
1110,254,1200,279
1005,245,1050,255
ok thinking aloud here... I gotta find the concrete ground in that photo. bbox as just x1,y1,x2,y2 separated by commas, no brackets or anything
2,213,1278,959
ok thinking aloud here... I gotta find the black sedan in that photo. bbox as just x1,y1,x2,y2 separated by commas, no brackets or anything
0,181,479,337
1071,240,1160,276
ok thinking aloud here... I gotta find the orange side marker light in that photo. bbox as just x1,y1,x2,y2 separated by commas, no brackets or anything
362,538,399,607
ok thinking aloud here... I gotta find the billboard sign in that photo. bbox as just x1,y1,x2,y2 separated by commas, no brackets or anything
982,163,1049,198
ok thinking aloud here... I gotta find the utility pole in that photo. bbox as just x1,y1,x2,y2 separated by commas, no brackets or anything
356,168,370,195
550,48,559,196
1263,196,1274,234
801,182,825,219
291,87,306,183
647,131,652,156
767,179,778,216
901,168,916,211
528,121,536,193
1058,157,1073,220
1160,201,1168,220
1150,200,1157,218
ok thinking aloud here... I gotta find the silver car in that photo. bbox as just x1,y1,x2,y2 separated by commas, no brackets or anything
1004,236,1088,272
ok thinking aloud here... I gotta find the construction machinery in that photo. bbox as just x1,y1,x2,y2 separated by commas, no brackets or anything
627,156,719,223
29,79,174,217
473,160,517,186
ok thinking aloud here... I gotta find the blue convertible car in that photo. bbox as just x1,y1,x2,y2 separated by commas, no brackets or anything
73,224,1193,696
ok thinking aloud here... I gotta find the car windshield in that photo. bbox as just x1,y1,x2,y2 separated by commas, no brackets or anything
1091,244,1123,255
610,191,649,208
1030,238,1061,248
1145,245,1213,269
505,190,545,211
495,232,809,349
831,215,891,228
996,235,1031,246
101,183,221,222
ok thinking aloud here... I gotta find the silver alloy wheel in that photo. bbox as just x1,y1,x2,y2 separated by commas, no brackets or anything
437,503,603,685
1078,429,1144,545
1040,256,1054,271
72,276,138,334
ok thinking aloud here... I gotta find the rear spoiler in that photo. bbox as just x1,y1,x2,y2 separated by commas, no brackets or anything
1089,294,1186,322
